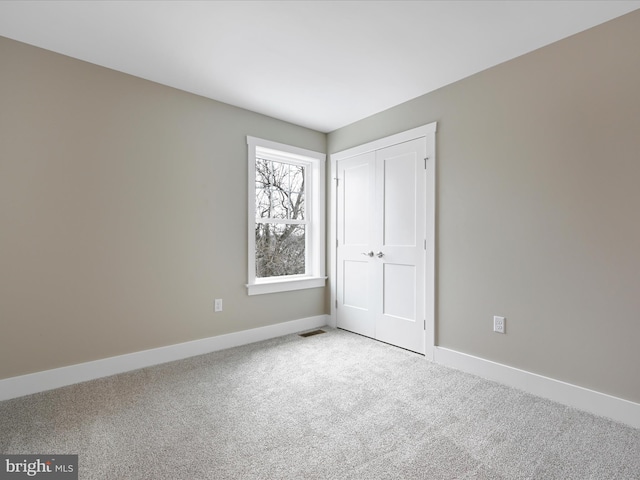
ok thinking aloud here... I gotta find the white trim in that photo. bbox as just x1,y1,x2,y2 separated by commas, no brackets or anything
247,136,326,163
327,154,338,329
247,276,327,295
0,315,329,402
328,123,437,354
434,346,640,429
331,123,437,162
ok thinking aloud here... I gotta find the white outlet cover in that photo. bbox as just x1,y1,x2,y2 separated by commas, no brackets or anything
493,316,506,334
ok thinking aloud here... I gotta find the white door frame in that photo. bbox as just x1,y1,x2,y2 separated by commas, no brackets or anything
329,122,437,360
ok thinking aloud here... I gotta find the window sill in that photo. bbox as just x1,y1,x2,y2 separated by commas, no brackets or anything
246,276,327,296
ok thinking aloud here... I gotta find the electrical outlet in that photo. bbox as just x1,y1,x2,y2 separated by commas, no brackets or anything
493,316,505,334
214,299,223,312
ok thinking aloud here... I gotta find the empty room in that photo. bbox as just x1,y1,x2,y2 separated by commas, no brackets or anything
1,1,639,479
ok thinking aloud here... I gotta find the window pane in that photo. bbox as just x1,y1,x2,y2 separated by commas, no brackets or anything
255,223,305,278
255,158,304,220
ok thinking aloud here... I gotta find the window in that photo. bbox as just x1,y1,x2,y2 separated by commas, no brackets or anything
247,137,326,295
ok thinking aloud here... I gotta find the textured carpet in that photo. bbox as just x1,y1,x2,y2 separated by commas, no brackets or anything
1,328,639,479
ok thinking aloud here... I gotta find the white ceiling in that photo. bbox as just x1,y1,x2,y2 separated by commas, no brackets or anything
1,1,639,133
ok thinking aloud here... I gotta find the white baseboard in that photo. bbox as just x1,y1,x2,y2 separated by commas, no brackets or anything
434,346,640,429
0,315,328,402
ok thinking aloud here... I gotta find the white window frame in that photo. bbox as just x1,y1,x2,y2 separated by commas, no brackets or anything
246,136,326,295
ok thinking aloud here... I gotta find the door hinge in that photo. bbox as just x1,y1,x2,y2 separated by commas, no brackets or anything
424,239,426,250
424,319,426,330
335,177,339,186
424,157,427,169
336,238,339,248
335,299,338,309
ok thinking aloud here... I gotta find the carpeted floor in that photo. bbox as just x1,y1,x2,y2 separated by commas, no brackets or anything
1,328,639,479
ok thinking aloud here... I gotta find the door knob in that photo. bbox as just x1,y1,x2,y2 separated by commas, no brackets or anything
376,251,385,258
361,251,374,257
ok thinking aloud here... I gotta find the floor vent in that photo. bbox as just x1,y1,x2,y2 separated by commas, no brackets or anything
299,330,326,338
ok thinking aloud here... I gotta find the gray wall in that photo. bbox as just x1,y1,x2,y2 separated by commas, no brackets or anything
0,36,326,380
3,9,639,406
328,11,640,404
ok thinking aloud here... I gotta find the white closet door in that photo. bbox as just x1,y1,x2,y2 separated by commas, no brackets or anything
337,138,426,354
336,151,376,338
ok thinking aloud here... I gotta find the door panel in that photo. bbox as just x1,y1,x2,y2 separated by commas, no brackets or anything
336,152,376,338
382,153,417,247
374,139,426,353
337,138,426,354
383,263,416,321
343,163,370,246
343,260,369,310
